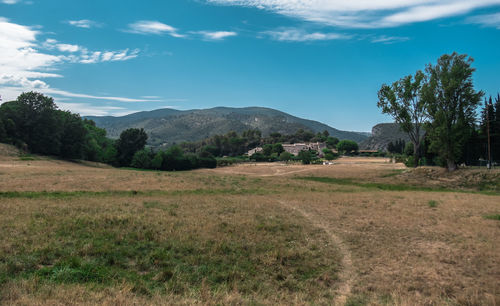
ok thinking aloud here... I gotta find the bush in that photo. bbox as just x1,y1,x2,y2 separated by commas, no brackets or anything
251,152,267,162
404,142,414,156
131,149,153,169
199,156,217,168
404,156,415,167
323,148,339,160
151,152,163,170
298,150,312,164
279,151,293,162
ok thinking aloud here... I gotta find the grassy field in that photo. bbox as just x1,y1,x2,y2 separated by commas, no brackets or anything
0,148,499,305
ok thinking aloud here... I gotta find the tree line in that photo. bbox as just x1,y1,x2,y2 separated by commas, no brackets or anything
0,92,216,171
179,129,341,158
378,52,496,171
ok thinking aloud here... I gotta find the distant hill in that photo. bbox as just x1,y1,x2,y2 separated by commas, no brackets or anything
360,123,410,151
86,107,368,146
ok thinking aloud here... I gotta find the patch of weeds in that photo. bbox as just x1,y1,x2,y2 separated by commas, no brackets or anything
380,169,405,178
143,201,163,209
255,215,302,233
345,294,369,306
1,197,339,302
428,200,438,208
484,214,500,221
19,156,35,161
0,188,272,199
167,203,179,216
297,177,500,196
378,294,393,305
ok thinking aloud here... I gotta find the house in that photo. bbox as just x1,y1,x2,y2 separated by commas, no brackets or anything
246,142,329,156
246,147,263,156
283,142,327,156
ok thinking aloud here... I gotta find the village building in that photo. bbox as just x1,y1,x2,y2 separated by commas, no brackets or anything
282,142,327,156
246,147,263,155
246,142,329,156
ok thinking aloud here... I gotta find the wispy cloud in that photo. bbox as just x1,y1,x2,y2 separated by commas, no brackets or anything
42,38,139,64
262,28,349,42
467,12,500,29
194,31,238,41
0,18,148,104
44,88,159,102
371,35,410,44
56,102,128,116
127,20,184,37
67,19,101,29
207,0,500,28
1,0,21,4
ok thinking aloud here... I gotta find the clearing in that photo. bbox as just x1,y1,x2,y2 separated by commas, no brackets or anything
0,149,499,305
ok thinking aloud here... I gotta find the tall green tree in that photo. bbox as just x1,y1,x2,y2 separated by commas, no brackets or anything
336,140,358,155
9,92,61,155
58,111,87,159
378,70,428,167
116,128,148,166
424,52,483,171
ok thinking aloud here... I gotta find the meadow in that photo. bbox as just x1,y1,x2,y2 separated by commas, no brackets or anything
0,145,499,305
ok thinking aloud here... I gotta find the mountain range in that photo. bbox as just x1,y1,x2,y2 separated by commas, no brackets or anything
86,107,368,147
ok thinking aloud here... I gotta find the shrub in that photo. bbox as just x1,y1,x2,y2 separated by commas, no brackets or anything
298,150,312,164
279,151,293,162
405,156,415,167
131,149,153,169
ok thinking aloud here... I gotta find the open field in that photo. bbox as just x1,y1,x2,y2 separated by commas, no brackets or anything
0,150,499,305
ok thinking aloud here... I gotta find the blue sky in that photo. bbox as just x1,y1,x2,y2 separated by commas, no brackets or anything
1,0,499,132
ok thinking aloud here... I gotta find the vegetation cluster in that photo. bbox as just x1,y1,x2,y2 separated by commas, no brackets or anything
378,52,499,171
0,92,216,171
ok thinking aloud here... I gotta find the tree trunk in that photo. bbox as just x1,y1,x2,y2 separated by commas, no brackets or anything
447,159,457,172
413,143,420,168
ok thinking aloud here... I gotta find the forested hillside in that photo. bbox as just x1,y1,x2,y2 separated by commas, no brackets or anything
86,107,368,146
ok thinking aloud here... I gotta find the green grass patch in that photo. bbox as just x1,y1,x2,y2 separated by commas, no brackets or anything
0,188,272,199
297,176,500,196
18,153,39,161
0,201,339,302
428,200,438,208
380,169,405,178
483,214,500,221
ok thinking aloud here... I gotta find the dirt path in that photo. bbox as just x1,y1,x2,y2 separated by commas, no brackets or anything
260,167,313,177
208,165,315,177
279,200,355,306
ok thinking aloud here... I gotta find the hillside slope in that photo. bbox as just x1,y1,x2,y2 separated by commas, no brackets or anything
360,123,410,151
86,107,368,146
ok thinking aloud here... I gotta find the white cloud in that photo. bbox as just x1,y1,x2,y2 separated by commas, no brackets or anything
57,43,80,52
127,20,184,37
56,102,128,116
78,49,139,64
1,0,21,4
371,35,410,44
195,31,238,40
207,0,500,28
42,38,139,64
67,19,100,29
0,18,149,105
467,12,500,29
0,18,62,81
263,28,349,41
45,88,158,102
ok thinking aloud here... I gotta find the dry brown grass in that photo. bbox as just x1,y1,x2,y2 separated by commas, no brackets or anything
0,153,499,305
